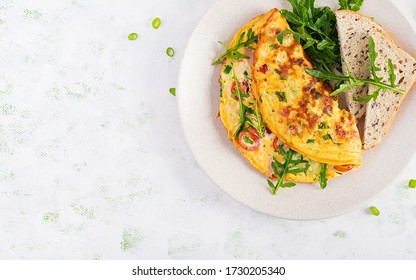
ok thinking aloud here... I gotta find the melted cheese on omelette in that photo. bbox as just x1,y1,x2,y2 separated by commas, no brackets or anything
252,10,362,166
219,9,357,182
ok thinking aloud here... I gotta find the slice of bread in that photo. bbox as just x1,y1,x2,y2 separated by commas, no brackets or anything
362,31,416,150
336,10,392,119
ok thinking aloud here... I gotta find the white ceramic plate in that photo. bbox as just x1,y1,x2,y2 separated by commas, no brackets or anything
177,0,416,220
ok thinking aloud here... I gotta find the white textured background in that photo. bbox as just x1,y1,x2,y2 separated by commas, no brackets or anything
0,0,416,260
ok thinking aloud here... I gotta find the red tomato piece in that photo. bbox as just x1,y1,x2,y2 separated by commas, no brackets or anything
334,164,354,172
231,80,250,101
237,130,261,151
258,64,269,74
273,137,280,151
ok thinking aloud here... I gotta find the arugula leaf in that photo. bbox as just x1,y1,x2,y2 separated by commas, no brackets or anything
267,147,310,195
231,69,248,138
306,36,404,102
367,36,382,82
387,59,396,87
229,65,265,139
338,0,364,11
244,100,266,138
354,88,381,103
212,28,258,65
319,163,328,189
280,0,341,72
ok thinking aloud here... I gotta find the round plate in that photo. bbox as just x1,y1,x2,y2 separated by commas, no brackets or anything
177,0,416,220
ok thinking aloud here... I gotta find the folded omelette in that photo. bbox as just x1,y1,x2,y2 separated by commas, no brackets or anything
219,9,361,183
252,9,362,166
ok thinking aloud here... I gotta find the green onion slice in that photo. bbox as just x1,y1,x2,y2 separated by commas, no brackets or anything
152,18,161,29
369,206,380,216
128,33,138,40
169,88,176,96
166,47,175,57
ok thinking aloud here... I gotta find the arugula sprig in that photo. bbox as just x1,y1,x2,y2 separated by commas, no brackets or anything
267,146,310,195
212,28,258,66
230,67,265,138
338,0,364,11
305,37,404,102
319,163,328,189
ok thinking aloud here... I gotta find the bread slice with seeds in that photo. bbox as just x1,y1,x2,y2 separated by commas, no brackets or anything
362,31,416,150
335,10,392,119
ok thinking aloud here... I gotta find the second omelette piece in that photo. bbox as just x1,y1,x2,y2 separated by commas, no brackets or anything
252,10,362,166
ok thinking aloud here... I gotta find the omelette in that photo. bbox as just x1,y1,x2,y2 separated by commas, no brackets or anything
252,9,362,166
219,9,357,183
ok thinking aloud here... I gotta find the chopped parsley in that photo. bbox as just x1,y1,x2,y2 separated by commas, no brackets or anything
224,65,232,74
269,44,279,51
318,122,330,129
275,91,287,103
306,139,315,144
322,134,332,141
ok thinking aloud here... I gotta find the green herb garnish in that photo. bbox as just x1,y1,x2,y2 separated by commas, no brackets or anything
338,0,364,11
267,147,310,195
409,179,416,189
224,65,232,74
387,59,397,87
212,28,258,65
243,136,254,145
230,66,265,139
275,91,287,103
152,18,161,29
319,163,328,189
305,37,404,102
306,139,315,144
369,206,380,216
279,1,366,71
322,134,332,141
